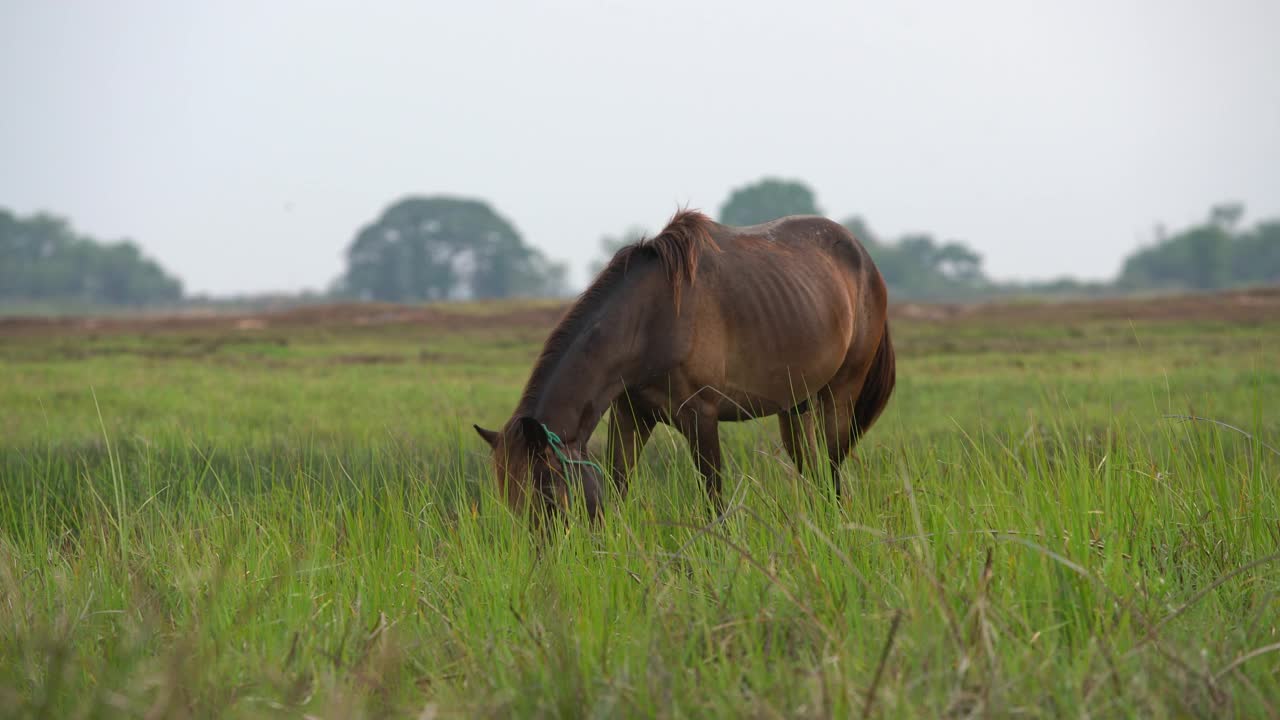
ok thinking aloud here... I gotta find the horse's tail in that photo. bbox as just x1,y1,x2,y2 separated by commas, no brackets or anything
853,321,896,438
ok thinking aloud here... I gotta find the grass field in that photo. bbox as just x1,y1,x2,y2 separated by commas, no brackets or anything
2,290,1279,718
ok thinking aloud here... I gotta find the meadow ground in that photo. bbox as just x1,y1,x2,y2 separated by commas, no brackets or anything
2,289,1279,718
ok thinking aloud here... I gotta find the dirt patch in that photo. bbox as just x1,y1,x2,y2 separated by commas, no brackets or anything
0,302,567,339
329,354,407,366
892,286,1280,325
2,287,1277,339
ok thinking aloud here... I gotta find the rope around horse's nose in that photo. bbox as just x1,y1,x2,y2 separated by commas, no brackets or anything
542,423,607,477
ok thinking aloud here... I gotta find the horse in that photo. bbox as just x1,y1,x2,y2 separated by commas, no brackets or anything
473,209,895,522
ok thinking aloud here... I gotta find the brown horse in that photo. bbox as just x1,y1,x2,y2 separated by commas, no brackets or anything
474,209,895,521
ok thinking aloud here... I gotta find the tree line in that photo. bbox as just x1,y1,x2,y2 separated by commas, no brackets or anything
1116,204,1280,292
3,179,1278,307
0,209,182,306
714,178,1279,300
598,178,1279,301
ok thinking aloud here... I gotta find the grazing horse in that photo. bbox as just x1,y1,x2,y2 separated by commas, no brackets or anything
474,209,895,521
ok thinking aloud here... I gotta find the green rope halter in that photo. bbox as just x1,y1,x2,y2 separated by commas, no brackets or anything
541,423,606,478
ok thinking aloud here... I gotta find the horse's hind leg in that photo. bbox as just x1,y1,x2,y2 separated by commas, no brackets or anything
817,374,872,499
778,410,820,478
822,325,896,498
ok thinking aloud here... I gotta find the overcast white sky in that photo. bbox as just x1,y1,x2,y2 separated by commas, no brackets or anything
2,0,1278,295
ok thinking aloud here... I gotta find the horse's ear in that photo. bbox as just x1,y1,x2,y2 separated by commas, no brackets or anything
473,424,499,448
517,416,548,450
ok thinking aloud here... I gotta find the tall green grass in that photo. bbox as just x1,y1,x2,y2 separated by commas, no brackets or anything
1,317,1277,717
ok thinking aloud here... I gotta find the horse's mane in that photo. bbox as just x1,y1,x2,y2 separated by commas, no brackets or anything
517,209,718,413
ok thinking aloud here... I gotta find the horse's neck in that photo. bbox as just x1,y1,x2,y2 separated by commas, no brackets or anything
523,331,625,446
523,281,658,444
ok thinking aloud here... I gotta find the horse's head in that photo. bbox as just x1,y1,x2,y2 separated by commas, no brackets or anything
474,416,603,523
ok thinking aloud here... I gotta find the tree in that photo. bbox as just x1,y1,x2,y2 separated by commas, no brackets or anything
1232,220,1280,286
1210,203,1244,231
0,207,183,306
841,215,882,249
1118,204,1244,291
840,217,990,300
718,178,821,226
336,196,568,301
588,225,648,278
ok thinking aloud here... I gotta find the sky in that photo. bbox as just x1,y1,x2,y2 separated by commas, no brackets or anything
2,0,1278,295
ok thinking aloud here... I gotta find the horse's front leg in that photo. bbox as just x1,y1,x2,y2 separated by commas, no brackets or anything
677,410,724,513
606,398,655,501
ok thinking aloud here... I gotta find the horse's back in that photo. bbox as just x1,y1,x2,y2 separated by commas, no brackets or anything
702,214,879,309
680,215,883,413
